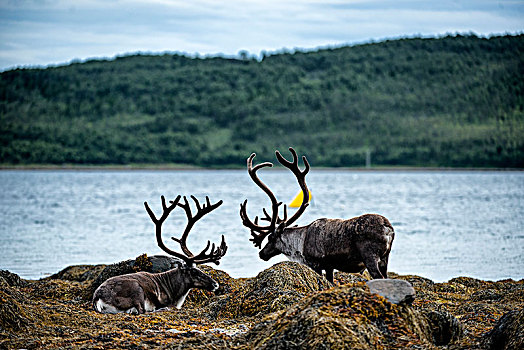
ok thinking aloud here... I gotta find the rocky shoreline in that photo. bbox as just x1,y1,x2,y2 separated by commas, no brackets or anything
1,255,522,349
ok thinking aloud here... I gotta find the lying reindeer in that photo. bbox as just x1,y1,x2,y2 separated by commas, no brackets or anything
93,195,227,314
240,147,394,283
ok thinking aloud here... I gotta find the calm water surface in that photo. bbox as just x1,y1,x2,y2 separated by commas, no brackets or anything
0,170,522,282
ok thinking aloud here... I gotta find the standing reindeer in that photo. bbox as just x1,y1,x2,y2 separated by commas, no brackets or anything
93,195,227,314
240,148,394,283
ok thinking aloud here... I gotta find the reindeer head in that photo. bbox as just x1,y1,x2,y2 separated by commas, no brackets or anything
257,222,288,260
240,147,310,259
181,264,219,291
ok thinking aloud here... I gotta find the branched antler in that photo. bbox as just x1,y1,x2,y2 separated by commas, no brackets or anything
239,153,282,247
275,147,310,227
144,195,227,265
240,147,310,248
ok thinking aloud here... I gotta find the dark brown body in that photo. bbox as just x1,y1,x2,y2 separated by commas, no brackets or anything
92,266,217,314
260,214,395,282
240,148,394,284
92,194,227,315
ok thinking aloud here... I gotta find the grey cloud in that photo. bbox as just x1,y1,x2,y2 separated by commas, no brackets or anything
0,0,522,70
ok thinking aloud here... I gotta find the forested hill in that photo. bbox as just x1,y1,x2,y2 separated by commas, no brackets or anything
1,34,523,168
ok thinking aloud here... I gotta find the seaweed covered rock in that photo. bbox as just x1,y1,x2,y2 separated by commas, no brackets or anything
238,283,436,350
0,290,32,332
405,275,523,347
0,277,33,332
186,265,237,306
483,308,524,350
208,261,332,318
334,270,370,284
0,270,29,288
0,263,521,350
248,261,332,297
242,261,332,314
47,264,107,282
31,279,86,301
423,308,463,345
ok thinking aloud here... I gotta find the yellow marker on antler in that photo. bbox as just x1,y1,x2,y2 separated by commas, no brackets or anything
289,190,312,208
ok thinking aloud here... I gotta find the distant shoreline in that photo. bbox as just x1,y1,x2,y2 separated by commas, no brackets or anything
0,164,522,172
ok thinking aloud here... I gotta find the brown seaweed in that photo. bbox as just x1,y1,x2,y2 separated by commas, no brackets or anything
1,257,522,349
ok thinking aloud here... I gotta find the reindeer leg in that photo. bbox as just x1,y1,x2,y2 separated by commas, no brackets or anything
136,302,145,314
359,250,384,279
130,287,146,314
364,258,384,279
310,265,324,280
325,269,334,284
378,255,389,279
312,267,322,276
357,242,386,279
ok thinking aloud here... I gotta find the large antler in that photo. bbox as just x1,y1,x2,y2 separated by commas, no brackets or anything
144,195,227,266
176,196,227,264
239,153,282,248
240,148,310,248
276,147,310,227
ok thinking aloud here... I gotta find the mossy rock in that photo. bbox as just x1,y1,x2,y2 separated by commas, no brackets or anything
0,272,42,333
47,264,107,282
0,270,29,288
0,287,32,332
449,276,489,289
208,261,332,318
186,265,237,306
470,289,504,302
0,263,522,349
334,270,370,284
423,308,463,345
239,283,438,350
0,278,25,304
248,261,332,296
395,274,435,290
483,307,524,350
501,289,524,304
28,279,85,301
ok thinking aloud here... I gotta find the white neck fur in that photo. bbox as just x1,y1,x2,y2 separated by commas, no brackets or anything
278,228,307,264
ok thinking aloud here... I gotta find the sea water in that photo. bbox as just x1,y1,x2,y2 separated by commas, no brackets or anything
0,170,522,282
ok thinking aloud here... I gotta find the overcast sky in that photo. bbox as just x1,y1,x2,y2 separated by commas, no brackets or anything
0,0,523,71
